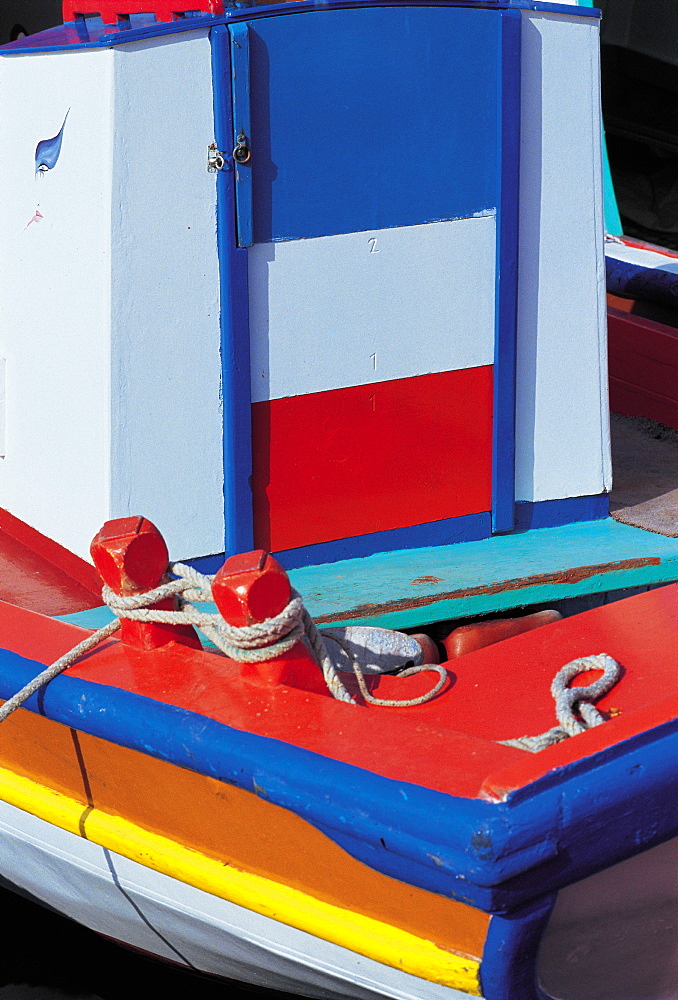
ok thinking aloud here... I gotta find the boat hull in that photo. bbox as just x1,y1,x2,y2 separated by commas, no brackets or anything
0,797,474,1000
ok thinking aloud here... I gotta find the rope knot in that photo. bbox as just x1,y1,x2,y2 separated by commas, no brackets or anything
500,653,621,753
552,653,621,736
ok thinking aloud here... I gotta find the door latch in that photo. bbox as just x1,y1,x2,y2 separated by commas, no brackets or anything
233,131,251,164
207,143,228,172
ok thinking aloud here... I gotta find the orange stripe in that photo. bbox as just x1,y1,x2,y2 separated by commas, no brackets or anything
0,706,489,960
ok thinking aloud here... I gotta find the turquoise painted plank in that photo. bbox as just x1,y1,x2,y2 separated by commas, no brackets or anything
289,519,678,630
57,520,678,635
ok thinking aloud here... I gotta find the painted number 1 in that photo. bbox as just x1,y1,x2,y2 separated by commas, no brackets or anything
368,238,379,253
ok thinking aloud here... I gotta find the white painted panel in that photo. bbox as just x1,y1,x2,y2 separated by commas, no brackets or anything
110,33,223,561
0,48,114,559
0,800,474,1000
515,11,612,503
249,215,496,402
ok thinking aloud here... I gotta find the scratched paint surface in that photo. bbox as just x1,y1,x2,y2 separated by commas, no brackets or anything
57,518,678,634
287,519,678,629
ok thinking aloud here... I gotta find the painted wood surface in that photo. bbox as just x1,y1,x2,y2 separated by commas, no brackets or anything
248,217,496,403
514,9,611,503
0,707,489,978
0,507,101,615
286,518,678,629
252,367,493,551
0,33,223,563
5,579,678,806
244,6,500,244
1,576,677,922
62,1,224,23
59,516,678,633
0,798,479,1000
0,48,114,561
608,307,678,431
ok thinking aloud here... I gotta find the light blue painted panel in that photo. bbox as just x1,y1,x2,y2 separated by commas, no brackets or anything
248,215,497,402
245,6,501,243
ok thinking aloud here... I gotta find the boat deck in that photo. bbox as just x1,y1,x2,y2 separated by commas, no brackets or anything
56,517,678,633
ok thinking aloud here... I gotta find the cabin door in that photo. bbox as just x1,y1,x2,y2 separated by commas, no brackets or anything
221,6,519,562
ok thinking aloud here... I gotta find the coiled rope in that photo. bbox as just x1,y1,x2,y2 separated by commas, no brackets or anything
0,562,447,721
499,653,621,752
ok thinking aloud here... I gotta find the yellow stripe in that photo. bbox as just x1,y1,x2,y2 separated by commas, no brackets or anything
0,764,482,994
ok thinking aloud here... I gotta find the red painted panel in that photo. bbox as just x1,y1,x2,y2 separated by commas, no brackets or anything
62,1,223,24
0,507,102,616
608,306,678,429
252,367,494,552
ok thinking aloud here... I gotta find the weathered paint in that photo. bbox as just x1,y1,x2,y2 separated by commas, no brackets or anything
286,519,678,630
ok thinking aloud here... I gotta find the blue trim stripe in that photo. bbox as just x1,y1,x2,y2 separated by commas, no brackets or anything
273,512,492,570
211,25,254,556
229,22,253,248
0,1,600,55
0,643,675,915
491,9,521,534
181,497,609,573
514,494,609,530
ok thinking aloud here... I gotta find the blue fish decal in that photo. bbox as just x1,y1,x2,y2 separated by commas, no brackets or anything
35,111,69,174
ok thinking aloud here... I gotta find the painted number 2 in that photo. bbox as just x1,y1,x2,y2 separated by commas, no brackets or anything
368,238,379,253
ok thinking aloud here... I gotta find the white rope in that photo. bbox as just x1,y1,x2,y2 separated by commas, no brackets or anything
0,562,446,718
0,618,120,723
499,653,621,752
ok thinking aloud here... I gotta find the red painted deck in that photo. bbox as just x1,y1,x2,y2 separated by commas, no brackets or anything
0,508,102,616
0,582,675,802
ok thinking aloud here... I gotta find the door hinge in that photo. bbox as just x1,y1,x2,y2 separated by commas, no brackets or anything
207,143,228,172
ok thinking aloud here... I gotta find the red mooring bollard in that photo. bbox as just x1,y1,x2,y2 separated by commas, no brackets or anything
211,550,313,686
90,516,200,650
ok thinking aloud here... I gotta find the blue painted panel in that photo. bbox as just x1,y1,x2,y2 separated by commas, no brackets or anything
514,494,609,530
244,6,501,242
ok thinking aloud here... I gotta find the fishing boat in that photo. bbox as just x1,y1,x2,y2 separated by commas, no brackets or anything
0,1,675,998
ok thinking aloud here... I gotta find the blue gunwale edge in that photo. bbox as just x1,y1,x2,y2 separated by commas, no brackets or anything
0,644,674,915
0,1,600,56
